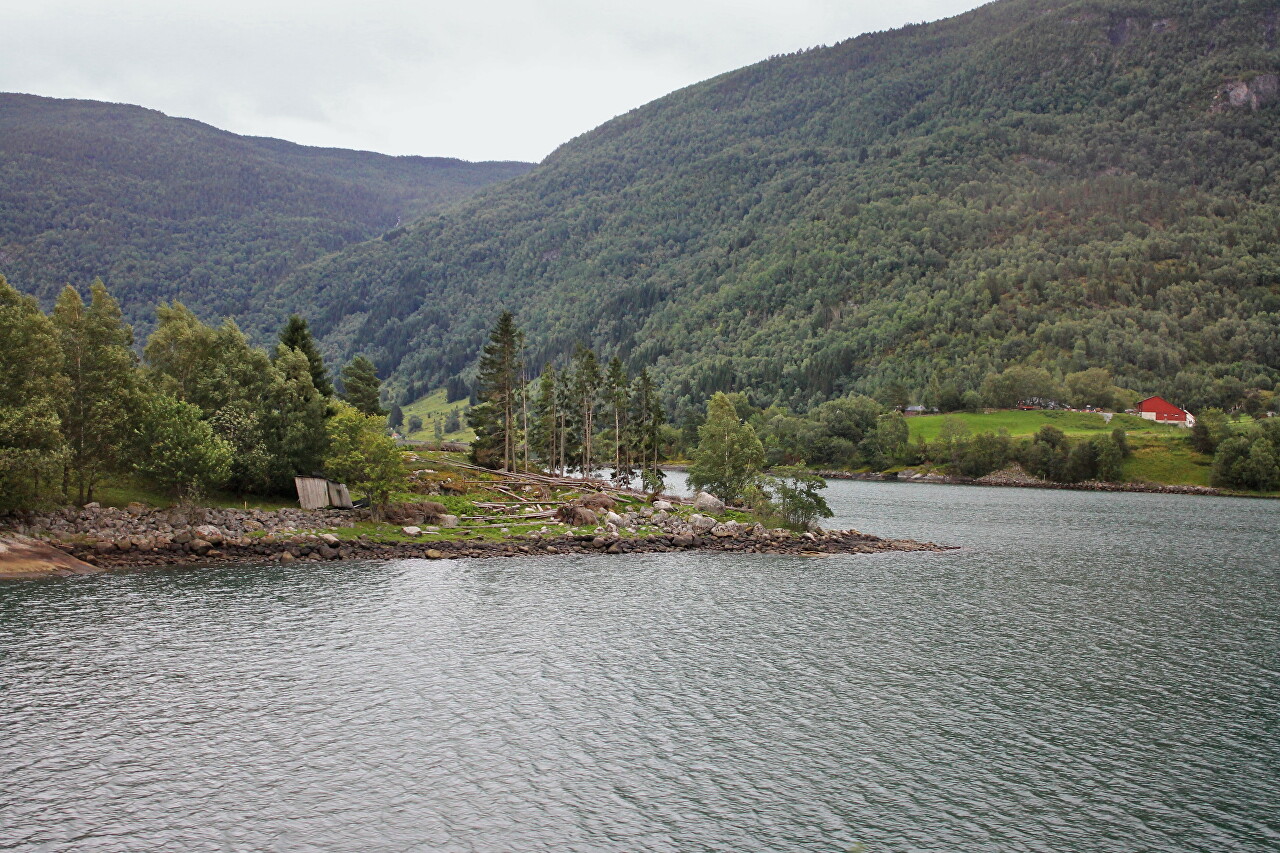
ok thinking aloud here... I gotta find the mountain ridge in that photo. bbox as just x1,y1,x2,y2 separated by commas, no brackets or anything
281,0,1279,414
0,92,533,338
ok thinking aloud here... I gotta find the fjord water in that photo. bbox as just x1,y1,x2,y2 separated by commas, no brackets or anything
2,482,1277,853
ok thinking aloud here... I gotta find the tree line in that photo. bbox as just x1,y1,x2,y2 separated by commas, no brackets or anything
0,275,403,511
468,313,667,492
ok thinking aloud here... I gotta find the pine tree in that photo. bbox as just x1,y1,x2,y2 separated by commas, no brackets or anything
51,280,139,503
263,346,330,490
530,365,560,473
630,368,666,493
277,315,332,397
474,312,523,470
605,357,631,485
340,355,386,417
387,403,405,431
570,345,601,477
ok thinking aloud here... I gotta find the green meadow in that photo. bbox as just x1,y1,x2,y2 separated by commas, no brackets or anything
906,410,1183,443
401,388,476,442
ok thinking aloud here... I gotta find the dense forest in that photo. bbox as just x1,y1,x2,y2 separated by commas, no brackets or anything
266,0,1280,420
0,94,532,339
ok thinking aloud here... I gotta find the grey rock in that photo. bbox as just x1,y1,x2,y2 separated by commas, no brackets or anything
692,492,725,514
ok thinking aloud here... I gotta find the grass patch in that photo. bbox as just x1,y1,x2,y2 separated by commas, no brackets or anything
907,410,1183,442
402,388,475,442
1123,437,1212,486
92,476,296,511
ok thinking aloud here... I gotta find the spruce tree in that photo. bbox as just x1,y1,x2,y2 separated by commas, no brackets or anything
570,345,601,477
340,356,386,417
630,368,666,493
262,346,330,490
277,315,332,397
530,365,560,473
474,312,523,470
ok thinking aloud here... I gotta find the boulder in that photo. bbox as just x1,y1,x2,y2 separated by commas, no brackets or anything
193,524,222,544
604,511,624,525
402,526,423,537
440,515,460,529
652,500,674,511
688,514,717,534
0,535,100,579
385,501,449,524
319,533,341,546
189,539,213,555
577,493,616,511
556,506,599,527
693,492,725,514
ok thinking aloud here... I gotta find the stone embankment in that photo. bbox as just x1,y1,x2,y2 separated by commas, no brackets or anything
0,502,952,578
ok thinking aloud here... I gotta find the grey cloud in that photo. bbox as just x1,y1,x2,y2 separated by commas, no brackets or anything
2,0,986,161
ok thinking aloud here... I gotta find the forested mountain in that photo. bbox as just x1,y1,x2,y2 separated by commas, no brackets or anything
281,0,1280,414
0,94,532,337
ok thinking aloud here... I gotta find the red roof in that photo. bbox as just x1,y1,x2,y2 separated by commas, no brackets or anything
1136,396,1190,421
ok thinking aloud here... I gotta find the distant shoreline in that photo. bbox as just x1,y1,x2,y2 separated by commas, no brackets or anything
809,470,1280,499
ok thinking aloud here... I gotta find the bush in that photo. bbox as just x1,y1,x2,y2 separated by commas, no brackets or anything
757,466,833,530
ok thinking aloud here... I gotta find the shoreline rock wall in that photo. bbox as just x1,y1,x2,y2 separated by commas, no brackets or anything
0,501,954,579
47,526,954,574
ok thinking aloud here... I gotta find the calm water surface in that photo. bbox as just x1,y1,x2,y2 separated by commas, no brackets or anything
2,481,1278,852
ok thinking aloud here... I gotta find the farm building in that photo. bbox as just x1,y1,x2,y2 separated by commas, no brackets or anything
1136,396,1196,427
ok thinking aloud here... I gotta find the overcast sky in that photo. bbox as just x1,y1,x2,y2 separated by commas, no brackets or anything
4,0,988,163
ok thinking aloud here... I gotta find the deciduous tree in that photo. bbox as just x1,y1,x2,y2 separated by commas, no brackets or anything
324,402,405,512
688,392,764,504
0,276,66,509
52,280,139,503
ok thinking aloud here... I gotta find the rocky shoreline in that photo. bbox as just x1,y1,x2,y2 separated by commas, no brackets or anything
0,502,954,580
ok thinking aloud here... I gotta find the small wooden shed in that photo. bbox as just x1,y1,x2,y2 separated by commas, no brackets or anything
295,477,354,510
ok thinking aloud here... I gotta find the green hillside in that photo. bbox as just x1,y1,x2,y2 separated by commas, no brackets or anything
0,93,532,338
281,0,1279,416
904,410,1180,442
401,388,476,442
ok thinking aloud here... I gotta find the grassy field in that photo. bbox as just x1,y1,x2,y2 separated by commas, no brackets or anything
906,410,1183,442
401,387,475,442
1122,437,1213,487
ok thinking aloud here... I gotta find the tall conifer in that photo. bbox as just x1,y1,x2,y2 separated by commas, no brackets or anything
277,315,332,397
340,356,386,418
475,312,523,471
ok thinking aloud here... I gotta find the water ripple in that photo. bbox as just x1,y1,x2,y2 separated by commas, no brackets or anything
2,483,1278,852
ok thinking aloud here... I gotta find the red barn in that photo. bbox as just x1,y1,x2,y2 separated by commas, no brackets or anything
1136,396,1195,427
